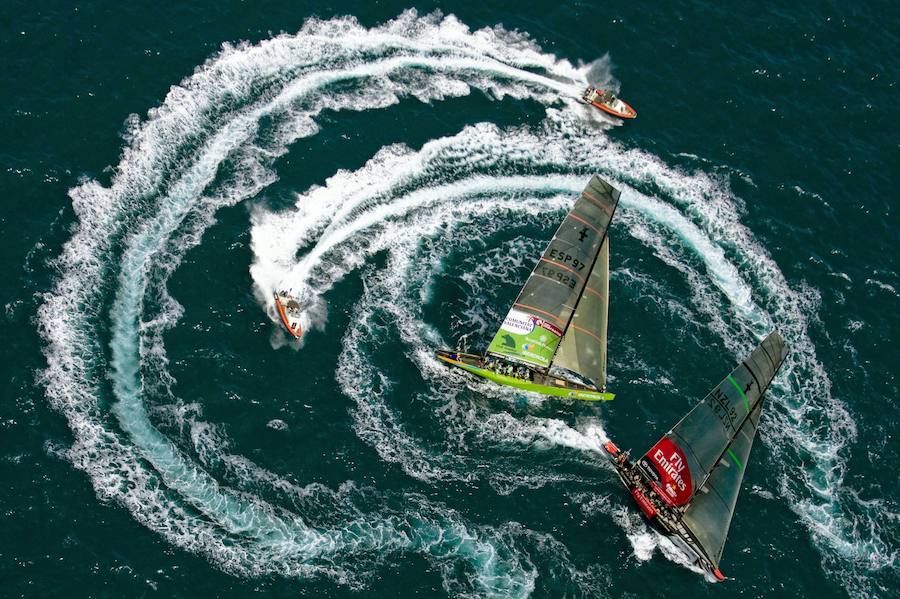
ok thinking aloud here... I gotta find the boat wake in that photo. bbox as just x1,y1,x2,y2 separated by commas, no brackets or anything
39,9,893,597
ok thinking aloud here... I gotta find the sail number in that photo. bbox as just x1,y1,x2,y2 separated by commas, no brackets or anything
540,264,577,289
548,248,587,271
706,387,738,432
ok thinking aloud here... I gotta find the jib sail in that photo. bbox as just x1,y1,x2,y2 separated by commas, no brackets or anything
681,398,763,568
550,235,610,389
486,176,620,373
638,331,788,567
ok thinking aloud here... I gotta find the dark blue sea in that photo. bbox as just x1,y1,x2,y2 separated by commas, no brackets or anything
2,1,897,597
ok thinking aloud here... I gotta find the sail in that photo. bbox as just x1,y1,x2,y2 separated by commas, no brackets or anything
550,235,610,389
637,331,788,564
681,397,762,568
486,176,620,369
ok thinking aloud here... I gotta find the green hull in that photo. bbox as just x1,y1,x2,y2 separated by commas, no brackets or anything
437,355,614,401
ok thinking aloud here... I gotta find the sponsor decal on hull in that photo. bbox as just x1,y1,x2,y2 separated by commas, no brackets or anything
630,487,658,518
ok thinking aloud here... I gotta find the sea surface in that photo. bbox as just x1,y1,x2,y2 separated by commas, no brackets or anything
1,2,898,597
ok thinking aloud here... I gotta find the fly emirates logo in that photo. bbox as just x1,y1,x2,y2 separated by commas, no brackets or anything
654,448,687,493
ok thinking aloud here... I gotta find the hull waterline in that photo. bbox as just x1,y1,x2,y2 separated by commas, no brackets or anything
436,353,614,401
591,99,637,119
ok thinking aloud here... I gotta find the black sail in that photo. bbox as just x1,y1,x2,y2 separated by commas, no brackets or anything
637,332,788,568
681,398,763,568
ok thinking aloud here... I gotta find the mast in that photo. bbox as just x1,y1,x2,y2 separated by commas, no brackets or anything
550,179,620,362
485,176,620,372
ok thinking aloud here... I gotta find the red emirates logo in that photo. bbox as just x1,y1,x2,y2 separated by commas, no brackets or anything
646,437,693,505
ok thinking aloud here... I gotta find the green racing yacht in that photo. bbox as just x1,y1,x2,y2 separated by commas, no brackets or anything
436,175,619,401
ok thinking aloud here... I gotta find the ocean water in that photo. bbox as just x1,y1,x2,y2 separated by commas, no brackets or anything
1,2,898,597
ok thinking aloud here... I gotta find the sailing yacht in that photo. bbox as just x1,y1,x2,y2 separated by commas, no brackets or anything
436,175,619,401
602,331,788,580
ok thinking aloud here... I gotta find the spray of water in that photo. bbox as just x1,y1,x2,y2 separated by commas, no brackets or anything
38,9,891,597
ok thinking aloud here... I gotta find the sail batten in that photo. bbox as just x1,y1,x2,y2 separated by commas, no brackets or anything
486,176,620,374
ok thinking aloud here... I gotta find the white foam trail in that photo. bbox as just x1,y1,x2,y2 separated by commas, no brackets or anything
37,6,888,595
41,10,625,595
255,113,892,592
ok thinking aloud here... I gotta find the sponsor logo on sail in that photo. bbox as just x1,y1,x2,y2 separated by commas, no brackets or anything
535,318,562,337
489,309,564,367
578,227,588,242
500,309,563,338
640,437,693,505
499,309,537,335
